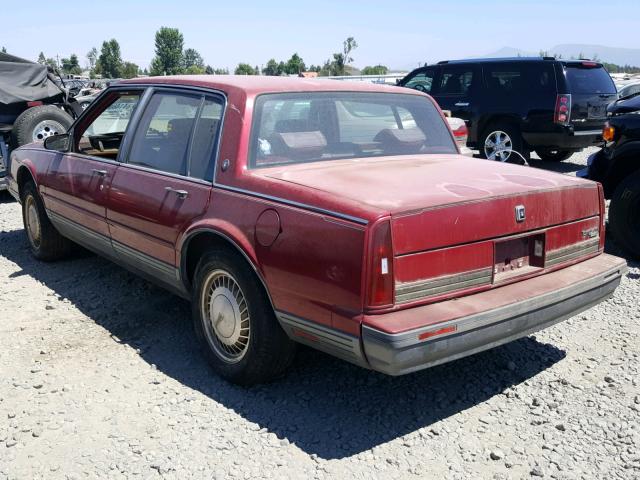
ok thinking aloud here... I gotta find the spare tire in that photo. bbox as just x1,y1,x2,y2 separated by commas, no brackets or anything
11,105,73,147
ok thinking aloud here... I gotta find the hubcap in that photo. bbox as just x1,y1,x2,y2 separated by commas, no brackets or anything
201,270,250,363
32,120,65,142
25,196,41,248
484,130,513,162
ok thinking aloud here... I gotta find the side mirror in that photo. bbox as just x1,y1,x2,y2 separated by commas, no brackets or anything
44,133,70,152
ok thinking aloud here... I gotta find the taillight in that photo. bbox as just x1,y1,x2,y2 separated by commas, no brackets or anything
554,94,572,125
367,220,394,308
597,183,606,250
602,123,615,142
452,123,468,139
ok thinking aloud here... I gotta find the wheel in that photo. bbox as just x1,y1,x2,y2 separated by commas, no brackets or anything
192,250,296,385
21,181,72,261
11,105,73,147
609,169,640,258
535,149,573,162
479,123,528,163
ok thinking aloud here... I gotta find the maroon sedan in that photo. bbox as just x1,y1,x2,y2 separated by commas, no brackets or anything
7,76,627,385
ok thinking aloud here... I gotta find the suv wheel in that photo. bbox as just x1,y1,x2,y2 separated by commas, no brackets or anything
21,181,73,261
192,250,297,385
11,105,74,147
535,149,573,162
480,124,528,164
609,169,640,258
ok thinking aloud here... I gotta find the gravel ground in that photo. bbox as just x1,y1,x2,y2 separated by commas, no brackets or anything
1,148,638,479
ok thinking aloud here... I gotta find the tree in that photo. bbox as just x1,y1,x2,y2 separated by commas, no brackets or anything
1,47,6,53
45,57,57,69
150,27,184,76
185,65,205,74
262,58,281,76
343,37,358,67
361,65,388,75
284,53,306,75
87,47,98,70
121,61,139,79
96,39,123,78
61,54,82,75
37,52,46,65
183,48,204,70
234,63,257,75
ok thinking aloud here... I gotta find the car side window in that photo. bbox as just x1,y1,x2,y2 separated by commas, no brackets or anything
75,92,141,160
484,63,555,95
127,91,223,179
438,67,474,96
403,68,436,94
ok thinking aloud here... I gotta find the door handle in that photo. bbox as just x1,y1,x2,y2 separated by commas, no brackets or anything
454,102,470,107
92,169,108,176
165,186,189,199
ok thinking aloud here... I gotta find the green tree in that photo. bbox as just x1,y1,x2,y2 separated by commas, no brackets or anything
96,39,123,78
37,52,46,64
61,54,82,75
262,58,281,76
150,27,184,76
185,65,205,74
183,48,204,70
87,47,98,70
1,47,6,53
45,57,57,69
361,65,388,75
284,53,306,74
121,61,139,79
234,63,256,75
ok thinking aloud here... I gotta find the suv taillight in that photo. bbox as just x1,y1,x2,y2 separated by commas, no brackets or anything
554,94,572,125
366,220,394,308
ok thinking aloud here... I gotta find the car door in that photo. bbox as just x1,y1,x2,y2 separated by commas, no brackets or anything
42,89,143,256
106,88,223,289
431,64,479,138
399,67,438,97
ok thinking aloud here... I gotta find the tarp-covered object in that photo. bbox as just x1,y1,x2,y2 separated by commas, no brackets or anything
0,52,62,105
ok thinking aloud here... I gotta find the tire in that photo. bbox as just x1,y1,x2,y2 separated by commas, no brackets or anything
11,105,73,147
535,149,573,162
479,123,529,164
21,181,72,261
192,249,297,385
609,169,640,258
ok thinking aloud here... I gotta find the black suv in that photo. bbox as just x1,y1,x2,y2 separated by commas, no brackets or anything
398,57,617,162
579,93,640,257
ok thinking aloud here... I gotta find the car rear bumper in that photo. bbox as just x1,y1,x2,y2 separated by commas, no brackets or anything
522,129,603,150
361,253,626,376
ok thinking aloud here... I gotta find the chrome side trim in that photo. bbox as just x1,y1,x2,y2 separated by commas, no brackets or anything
213,182,369,225
276,310,368,367
573,129,602,136
395,268,493,304
112,239,177,281
48,210,113,255
546,238,599,267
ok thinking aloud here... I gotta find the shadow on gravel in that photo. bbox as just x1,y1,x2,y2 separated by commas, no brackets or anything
0,191,16,204
1,227,574,460
527,159,585,175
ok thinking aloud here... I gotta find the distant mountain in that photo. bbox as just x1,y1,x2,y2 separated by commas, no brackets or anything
480,44,640,67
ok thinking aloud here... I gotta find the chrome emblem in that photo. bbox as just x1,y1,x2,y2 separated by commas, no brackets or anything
515,205,526,223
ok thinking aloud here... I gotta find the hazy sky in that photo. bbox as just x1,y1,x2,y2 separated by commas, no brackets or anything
2,0,638,71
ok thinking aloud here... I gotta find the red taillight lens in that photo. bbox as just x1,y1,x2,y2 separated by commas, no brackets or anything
597,183,606,250
367,220,394,308
452,124,468,138
554,94,572,125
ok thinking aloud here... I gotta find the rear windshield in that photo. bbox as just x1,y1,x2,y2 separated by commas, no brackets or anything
249,92,456,168
565,65,616,94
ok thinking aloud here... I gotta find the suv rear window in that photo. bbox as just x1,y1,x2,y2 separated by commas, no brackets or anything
249,92,456,168
565,65,616,94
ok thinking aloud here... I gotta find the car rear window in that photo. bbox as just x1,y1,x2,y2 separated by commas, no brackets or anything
249,92,456,168
565,65,616,94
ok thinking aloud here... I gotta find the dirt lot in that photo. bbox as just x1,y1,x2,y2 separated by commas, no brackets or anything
1,149,639,479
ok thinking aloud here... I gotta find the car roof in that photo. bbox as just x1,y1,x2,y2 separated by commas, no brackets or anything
434,57,602,66
118,75,418,97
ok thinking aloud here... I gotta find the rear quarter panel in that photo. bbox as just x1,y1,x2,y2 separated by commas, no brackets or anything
9,145,56,199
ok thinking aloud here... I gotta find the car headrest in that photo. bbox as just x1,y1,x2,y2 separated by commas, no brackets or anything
373,128,426,154
274,119,312,133
269,131,327,160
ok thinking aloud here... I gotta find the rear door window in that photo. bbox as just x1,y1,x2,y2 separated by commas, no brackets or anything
437,66,475,96
565,65,616,94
